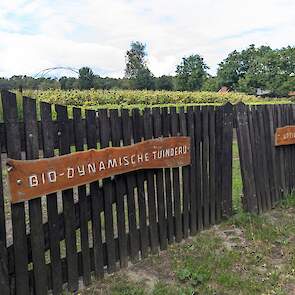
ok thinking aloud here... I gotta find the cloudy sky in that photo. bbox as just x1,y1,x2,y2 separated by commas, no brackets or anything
0,0,294,78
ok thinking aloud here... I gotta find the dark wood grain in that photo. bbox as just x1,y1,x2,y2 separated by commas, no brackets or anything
143,108,159,252
73,107,91,285
23,96,47,295
85,109,104,279
110,109,128,266
152,108,168,250
170,107,182,242
40,102,63,294
55,104,79,292
2,90,30,295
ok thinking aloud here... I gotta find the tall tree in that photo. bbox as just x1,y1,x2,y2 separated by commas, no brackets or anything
125,41,154,89
175,54,208,91
78,67,94,89
216,45,295,95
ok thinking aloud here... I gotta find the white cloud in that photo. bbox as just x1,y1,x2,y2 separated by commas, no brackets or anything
0,0,294,78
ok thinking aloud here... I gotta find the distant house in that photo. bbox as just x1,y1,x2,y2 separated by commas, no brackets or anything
256,88,272,96
218,86,230,93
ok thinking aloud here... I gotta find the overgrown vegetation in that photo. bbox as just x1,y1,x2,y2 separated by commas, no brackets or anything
22,89,292,109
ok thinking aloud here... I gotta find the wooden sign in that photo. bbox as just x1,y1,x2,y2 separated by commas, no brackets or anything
7,136,190,203
275,126,295,146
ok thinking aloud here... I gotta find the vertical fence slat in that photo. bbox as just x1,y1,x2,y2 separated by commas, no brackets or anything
194,107,203,230
208,106,216,224
152,108,168,250
277,106,286,196
235,102,258,213
85,110,104,279
132,109,149,258
23,96,48,295
179,108,189,238
265,105,279,204
0,92,9,295
162,108,174,244
201,106,210,227
187,107,197,235
262,105,275,207
55,105,79,292
247,107,263,213
272,106,282,199
73,108,91,285
221,103,233,217
291,105,295,192
2,90,30,295
143,108,159,252
286,105,292,193
170,107,182,242
122,109,140,260
98,109,116,272
257,107,272,210
40,102,63,294
110,109,128,266
215,107,223,221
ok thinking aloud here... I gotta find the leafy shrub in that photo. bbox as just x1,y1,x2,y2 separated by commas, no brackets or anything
22,89,291,108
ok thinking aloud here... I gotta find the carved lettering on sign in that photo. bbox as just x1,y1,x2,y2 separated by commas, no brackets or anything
275,126,295,146
7,136,191,203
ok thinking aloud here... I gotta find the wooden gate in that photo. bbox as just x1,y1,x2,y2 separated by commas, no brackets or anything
0,90,233,294
236,102,295,213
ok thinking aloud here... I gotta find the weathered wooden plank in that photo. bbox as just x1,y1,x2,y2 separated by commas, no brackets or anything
40,102,63,295
1,90,30,295
208,106,216,224
221,103,233,217
8,136,190,203
0,93,8,295
194,106,203,230
98,109,116,273
248,107,263,213
201,106,210,226
85,109,104,279
265,105,279,204
110,109,128,267
152,108,168,250
215,106,223,221
187,107,197,235
143,108,159,252
0,241,9,295
179,107,189,238
132,109,149,258
55,104,79,292
290,105,295,191
122,109,140,260
23,96,48,295
235,102,258,213
73,107,91,285
170,107,182,242
162,108,174,244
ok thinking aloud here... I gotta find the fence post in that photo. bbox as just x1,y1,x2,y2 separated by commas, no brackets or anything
0,241,9,295
235,102,258,213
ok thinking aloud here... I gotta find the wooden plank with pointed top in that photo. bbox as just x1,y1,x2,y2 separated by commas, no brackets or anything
1,90,30,295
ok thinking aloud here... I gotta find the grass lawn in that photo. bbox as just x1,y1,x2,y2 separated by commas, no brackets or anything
72,142,295,295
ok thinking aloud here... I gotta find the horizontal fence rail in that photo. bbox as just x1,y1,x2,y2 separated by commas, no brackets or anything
0,90,233,295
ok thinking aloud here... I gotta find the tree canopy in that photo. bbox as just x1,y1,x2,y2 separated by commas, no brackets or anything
175,54,209,91
0,43,294,96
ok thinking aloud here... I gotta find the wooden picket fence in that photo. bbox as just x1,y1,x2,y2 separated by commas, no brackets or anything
0,90,233,295
236,102,295,213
